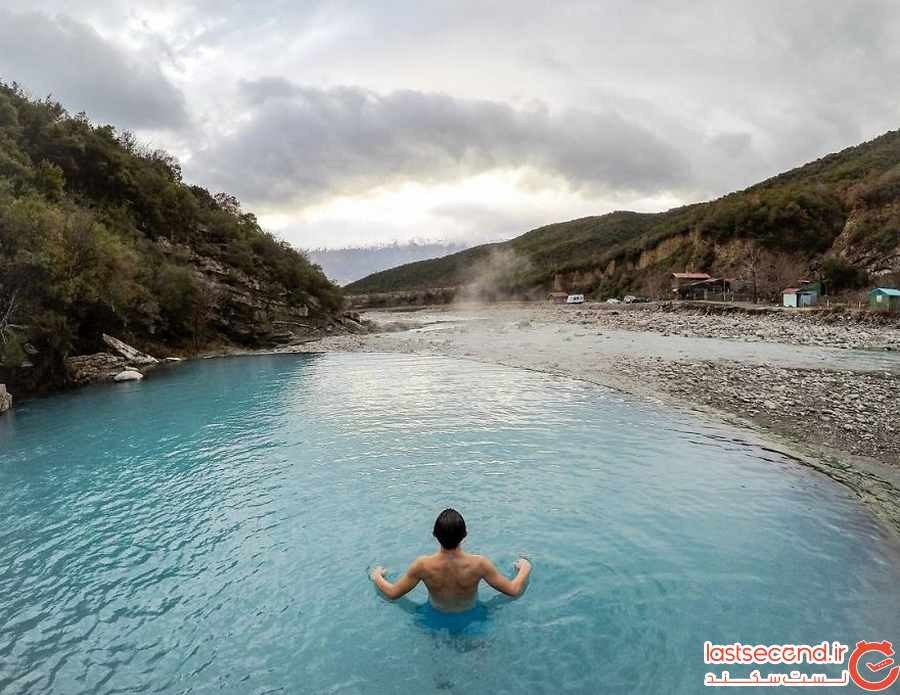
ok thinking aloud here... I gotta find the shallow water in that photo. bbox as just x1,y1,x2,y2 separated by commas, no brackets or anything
383,307,900,373
1,353,898,694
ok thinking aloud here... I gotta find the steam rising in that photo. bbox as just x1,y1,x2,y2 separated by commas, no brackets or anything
456,247,533,302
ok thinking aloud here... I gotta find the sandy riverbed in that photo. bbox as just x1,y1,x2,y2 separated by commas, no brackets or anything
284,302,900,533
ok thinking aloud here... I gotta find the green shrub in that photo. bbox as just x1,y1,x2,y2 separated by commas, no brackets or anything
0,80,342,376
819,257,868,293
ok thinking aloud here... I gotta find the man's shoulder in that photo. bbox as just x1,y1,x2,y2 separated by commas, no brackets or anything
411,554,436,572
466,554,491,570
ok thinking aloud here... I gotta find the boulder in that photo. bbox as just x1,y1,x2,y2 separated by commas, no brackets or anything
0,384,11,414
65,353,128,385
102,334,158,365
114,370,144,382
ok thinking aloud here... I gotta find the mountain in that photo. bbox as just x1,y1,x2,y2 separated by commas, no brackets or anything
346,130,900,300
0,82,343,396
308,241,468,285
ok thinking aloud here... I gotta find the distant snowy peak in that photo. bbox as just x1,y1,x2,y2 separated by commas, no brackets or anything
308,242,469,285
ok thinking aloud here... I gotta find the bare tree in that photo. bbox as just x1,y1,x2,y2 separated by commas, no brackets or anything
742,244,764,303
643,271,669,300
738,243,803,304
190,283,217,351
760,255,798,303
0,289,23,347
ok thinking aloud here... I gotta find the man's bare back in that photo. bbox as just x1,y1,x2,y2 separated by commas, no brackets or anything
370,509,532,613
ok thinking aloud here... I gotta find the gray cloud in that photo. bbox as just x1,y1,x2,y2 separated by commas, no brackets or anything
191,81,690,206
6,0,900,248
0,10,188,129
239,77,303,105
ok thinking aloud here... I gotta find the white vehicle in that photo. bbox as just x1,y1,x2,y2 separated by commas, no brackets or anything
566,294,585,304
605,298,621,304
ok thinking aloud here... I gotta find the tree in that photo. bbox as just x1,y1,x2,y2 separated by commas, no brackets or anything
214,192,242,215
742,243,765,303
34,160,65,200
189,282,216,350
642,270,670,300
761,255,798,302
819,257,868,295
0,289,26,367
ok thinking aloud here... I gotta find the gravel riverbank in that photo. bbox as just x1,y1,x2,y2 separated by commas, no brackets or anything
584,302,900,351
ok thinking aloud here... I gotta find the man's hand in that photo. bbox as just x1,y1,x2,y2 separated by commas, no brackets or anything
482,556,532,597
370,560,422,600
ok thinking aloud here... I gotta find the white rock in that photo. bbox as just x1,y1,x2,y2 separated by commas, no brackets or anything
0,384,11,414
114,370,144,382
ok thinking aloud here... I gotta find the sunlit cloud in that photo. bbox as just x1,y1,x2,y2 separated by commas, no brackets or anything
260,169,687,249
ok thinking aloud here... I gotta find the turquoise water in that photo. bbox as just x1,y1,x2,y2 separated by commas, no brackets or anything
1,353,898,694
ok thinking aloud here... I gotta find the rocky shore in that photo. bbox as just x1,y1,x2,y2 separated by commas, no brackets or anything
65,334,161,386
566,302,900,351
618,359,897,462
287,302,900,533
1,311,370,408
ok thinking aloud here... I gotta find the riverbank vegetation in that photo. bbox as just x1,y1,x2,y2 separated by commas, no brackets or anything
0,82,341,393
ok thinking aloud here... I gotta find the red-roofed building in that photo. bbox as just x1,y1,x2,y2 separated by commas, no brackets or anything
671,272,712,295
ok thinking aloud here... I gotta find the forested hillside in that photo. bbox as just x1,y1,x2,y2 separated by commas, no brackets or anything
347,130,900,300
0,83,342,395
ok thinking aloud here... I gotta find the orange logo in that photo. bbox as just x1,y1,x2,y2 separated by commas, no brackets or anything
849,641,899,692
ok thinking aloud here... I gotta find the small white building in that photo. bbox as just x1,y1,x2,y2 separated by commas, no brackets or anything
782,287,818,308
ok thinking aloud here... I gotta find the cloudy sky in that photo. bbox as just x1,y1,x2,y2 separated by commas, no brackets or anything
1,1,899,250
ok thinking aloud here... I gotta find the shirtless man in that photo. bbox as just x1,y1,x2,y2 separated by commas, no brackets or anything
370,508,532,612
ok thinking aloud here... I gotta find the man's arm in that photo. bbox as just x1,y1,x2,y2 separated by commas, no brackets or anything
370,559,422,600
480,557,532,597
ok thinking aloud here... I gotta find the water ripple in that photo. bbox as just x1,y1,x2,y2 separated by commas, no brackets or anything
1,353,898,694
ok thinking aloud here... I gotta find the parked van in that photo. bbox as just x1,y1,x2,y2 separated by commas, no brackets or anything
566,294,585,304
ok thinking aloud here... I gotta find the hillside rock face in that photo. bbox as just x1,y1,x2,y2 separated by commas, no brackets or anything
831,202,900,276
57,256,355,393
0,384,11,414
156,240,319,347
60,249,340,390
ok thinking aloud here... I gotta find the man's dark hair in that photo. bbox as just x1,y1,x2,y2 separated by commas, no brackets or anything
433,508,467,549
